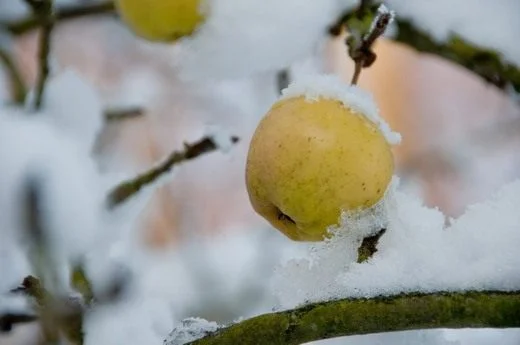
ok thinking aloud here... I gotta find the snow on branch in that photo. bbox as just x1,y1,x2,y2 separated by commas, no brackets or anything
180,290,520,345
331,2,520,93
106,135,240,208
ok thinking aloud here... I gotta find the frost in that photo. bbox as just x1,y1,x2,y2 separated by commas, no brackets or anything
175,0,340,80
41,69,103,153
279,74,401,145
366,4,396,39
164,318,220,345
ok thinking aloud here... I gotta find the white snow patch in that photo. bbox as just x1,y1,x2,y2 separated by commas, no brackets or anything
204,124,235,153
279,74,401,145
175,0,340,80
165,318,220,345
272,177,520,309
41,69,103,153
0,110,105,290
104,68,159,111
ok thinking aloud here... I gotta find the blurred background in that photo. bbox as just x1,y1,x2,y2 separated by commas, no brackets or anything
1,0,519,344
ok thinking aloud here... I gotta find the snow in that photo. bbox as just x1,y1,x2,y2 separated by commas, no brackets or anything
204,124,235,153
165,318,220,345
272,176,520,309
40,69,104,154
0,108,106,294
175,0,340,80
279,74,402,145
0,294,31,319
104,68,159,111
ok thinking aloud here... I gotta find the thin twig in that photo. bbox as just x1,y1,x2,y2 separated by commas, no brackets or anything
0,48,27,104
2,1,115,36
107,135,240,208
0,312,38,333
185,290,520,345
25,0,55,111
276,69,290,95
104,107,144,122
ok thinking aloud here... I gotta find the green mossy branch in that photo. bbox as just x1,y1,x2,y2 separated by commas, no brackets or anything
395,19,520,92
330,4,520,93
187,291,520,345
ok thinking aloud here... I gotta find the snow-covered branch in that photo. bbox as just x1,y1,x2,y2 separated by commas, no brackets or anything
183,290,520,345
331,3,520,93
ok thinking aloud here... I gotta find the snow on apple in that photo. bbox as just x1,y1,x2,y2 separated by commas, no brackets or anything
279,74,401,145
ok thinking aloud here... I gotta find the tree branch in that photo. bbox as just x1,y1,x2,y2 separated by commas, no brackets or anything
0,48,27,104
330,3,520,92
104,107,144,122
25,0,55,111
0,312,38,333
2,1,115,36
106,135,240,208
185,290,520,345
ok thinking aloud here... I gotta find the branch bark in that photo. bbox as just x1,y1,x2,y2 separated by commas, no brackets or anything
330,4,520,93
186,290,520,345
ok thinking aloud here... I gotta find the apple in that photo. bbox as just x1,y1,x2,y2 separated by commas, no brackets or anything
245,94,395,241
114,0,206,42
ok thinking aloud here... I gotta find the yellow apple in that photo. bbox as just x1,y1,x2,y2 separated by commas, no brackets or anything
114,0,206,42
245,95,395,242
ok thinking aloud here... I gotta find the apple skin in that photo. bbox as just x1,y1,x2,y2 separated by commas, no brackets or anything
114,0,205,42
245,96,394,242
